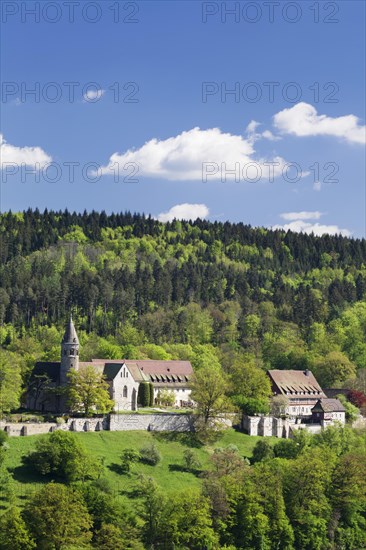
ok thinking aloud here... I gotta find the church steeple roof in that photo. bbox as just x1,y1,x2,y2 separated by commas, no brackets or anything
62,315,79,345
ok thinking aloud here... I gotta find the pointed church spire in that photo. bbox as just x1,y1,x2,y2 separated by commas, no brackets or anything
60,314,80,385
62,314,79,345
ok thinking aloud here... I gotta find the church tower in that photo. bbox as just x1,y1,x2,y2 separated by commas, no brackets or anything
60,315,80,385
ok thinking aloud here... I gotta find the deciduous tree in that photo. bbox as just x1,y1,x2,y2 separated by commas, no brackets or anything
67,364,114,416
24,484,92,550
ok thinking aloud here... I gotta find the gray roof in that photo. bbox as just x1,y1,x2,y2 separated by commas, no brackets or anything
312,398,346,413
31,362,60,383
103,363,124,381
62,316,79,345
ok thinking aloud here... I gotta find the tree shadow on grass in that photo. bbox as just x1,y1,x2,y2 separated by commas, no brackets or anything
168,464,203,477
108,462,131,476
152,432,203,448
8,463,47,485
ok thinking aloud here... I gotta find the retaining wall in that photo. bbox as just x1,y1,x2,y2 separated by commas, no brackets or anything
0,412,238,436
109,413,195,432
0,413,195,436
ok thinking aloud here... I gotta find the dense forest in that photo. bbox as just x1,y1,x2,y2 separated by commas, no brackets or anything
1,208,366,409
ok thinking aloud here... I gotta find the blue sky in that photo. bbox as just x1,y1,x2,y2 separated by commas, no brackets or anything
1,0,365,236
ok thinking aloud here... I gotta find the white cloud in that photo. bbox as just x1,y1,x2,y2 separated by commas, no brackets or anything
157,203,209,223
273,220,351,237
261,130,281,141
275,211,350,236
0,134,52,168
83,89,105,102
313,181,322,192
273,102,366,144
99,126,287,181
246,120,261,134
246,120,281,143
280,211,323,221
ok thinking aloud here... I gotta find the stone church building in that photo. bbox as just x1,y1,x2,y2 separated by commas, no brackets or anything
26,317,193,413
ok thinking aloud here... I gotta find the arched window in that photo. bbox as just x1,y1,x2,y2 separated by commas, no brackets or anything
123,386,128,398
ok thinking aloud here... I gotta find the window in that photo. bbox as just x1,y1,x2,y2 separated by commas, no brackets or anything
123,386,128,398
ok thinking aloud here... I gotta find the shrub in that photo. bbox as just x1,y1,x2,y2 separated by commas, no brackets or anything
149,383,155,407
347,390,366,409
0,430,8,446
24,430,102,482
337,394,359,423
156,389,175,408
139,443,161,466
120,449,141,473
232,396,270,415
251,439,274,463
138,383,151,407
273,439,299,459
183,449,201,471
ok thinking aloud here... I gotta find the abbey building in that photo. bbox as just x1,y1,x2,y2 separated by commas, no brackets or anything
26,317,193,413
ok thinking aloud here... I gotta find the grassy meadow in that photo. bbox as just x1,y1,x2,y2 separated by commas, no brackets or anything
1,429,276,509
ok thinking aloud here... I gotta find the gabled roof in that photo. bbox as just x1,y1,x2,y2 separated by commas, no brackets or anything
124,360,192,375
89,359,193,384
103,363,124,381
79,361,124,381
267,370,324,396
31,362,61,383
123,360,192,384
312,398,346,413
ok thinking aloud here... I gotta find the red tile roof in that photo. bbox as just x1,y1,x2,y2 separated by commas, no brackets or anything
267,369,325,396
87,359,193,384
124,360,192,376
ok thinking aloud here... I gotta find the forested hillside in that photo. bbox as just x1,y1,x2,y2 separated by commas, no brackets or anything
1,209,366,410
1,210,366,549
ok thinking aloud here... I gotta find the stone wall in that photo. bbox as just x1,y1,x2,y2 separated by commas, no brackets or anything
0,413,195,436
242,414,332,438
0,417,108,436
0,422,57,436
242,415,291,438
109,413,195,432
62,417,108,432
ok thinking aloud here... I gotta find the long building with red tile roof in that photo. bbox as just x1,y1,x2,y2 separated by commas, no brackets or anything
27,318,193,413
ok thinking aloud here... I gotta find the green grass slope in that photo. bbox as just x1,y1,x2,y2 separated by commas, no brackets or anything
2,429,276,507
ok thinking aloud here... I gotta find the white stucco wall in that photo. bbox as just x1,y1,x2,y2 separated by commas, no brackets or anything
111,365,139,411
153,386,192,407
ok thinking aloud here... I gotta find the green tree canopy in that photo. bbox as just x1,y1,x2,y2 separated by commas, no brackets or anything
24,483,92,550
67,364,114,416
